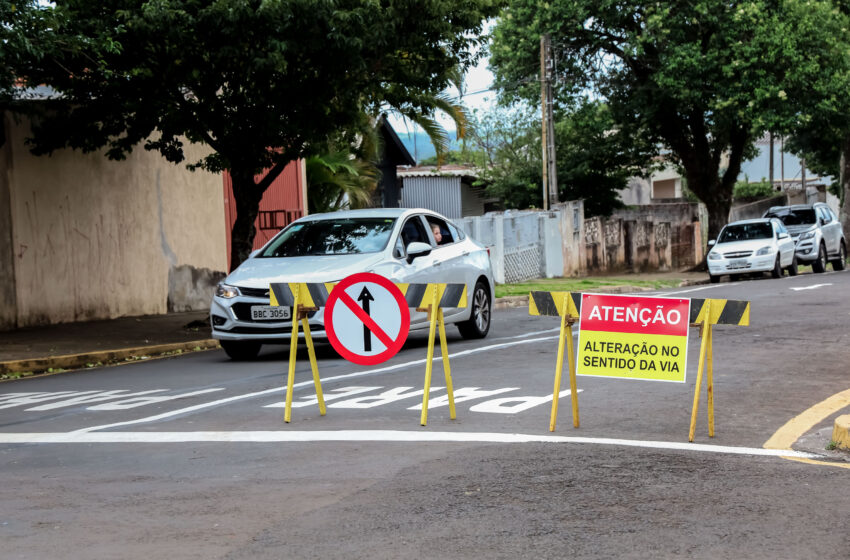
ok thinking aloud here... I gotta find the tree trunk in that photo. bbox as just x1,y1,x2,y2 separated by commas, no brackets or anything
227,160,293,271
840,133,850,244
229,170,265,272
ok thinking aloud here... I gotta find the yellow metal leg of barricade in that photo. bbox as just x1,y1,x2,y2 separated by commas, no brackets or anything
301,317,326,417
437,308,456,420
706,322,714,438
285,291,301,424
550,294,579,432
284,284,325,423
420,299,439,426
689,302,712,442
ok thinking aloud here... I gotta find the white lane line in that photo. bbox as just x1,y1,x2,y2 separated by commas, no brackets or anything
790,283,832,291
73,334,561,433
0,430,821,458
653,284,727,295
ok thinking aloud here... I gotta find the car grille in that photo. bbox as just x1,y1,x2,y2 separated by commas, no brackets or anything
723,250,753,258
238,286,270,298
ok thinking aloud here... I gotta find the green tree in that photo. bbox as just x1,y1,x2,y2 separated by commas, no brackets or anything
782,1,850,240
491,0,843,238
9,0,500,270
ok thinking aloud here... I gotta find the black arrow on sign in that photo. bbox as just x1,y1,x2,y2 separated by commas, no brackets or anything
357,287,375,351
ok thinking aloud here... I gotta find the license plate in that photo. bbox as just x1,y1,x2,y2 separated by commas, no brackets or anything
250,305,291,321
729,259,748,269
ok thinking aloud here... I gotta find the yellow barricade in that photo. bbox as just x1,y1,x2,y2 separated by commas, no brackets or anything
529,292,751,441
270,281,466,426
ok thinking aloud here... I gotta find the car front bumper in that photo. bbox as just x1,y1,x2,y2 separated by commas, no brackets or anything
210,296,328,343
707,254,777,276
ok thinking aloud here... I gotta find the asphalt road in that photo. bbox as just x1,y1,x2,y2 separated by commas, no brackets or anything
2,270,849,559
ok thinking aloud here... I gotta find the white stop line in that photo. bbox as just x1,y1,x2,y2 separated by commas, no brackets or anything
0,430,820,459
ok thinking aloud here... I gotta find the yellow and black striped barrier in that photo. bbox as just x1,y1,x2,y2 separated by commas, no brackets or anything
270,280,466,425
529,291,750,441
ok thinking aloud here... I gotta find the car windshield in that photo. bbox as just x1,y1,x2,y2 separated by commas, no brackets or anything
717,223,773,243
764,208,816,226
259,218,397,257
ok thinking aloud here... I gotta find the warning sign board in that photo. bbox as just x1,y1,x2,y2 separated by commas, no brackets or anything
325,273,411,366
576,293,691,383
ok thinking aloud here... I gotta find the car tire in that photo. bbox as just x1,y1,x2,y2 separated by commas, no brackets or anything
771,255,783,279
457,280,491,339
709,274,720,284
786,254,798,276
220,340,262,361
813,243,827,273
832,242,846,271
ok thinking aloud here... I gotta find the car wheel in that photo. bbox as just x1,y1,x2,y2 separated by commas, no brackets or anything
813,243,827,273
220,340,262,361
786,254,798,276
832,242,846,271
709,274,720,284
771,255,782,279
457,280,491,339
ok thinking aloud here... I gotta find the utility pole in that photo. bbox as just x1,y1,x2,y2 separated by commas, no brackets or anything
540,34,558,210
769,132,774,190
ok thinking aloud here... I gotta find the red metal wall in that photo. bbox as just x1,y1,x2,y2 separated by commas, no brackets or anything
223,160,305,270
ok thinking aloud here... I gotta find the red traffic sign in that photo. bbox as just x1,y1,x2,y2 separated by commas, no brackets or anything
325,273,411,365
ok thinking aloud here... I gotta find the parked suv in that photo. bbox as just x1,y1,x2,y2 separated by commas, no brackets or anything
763,203,846,273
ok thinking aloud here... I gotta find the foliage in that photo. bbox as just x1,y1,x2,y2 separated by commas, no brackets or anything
494,277,682,297
8,0,500,269
463,101,645,216
733,179,775,201
306,151,376,214
490,0,847,238
418,148,481,167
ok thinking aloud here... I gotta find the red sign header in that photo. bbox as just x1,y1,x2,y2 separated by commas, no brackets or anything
579,294,690,337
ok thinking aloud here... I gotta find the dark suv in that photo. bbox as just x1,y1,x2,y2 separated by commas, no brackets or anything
763,203,846,272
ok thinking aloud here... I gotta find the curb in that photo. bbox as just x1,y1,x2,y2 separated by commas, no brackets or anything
0,339,220,379
832,415,850,450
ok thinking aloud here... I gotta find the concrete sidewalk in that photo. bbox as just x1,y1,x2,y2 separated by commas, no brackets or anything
0,271,709,379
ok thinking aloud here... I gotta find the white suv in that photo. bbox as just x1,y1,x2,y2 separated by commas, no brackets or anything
763,203,846,273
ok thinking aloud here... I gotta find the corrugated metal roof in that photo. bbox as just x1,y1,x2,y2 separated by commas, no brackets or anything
397,165,482,179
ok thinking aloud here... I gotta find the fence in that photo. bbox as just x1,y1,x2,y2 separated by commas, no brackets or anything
459,201,704,283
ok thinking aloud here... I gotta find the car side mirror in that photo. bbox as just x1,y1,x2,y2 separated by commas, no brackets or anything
406,242,432,264
779,232,789,239
707,239,716,247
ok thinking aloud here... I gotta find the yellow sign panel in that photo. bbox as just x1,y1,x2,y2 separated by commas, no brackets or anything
578,331,688,382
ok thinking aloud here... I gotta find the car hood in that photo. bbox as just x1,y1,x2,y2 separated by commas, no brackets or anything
224,253,387,289
713,239,775,253
784,224,816,235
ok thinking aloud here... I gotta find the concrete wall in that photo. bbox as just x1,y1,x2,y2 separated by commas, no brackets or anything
3,116,227,328
585,203,703,274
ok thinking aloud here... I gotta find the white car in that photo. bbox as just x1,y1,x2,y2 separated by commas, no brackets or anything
706,218,797,283
211,208,495,360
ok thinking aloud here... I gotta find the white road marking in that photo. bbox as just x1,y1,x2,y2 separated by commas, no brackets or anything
790,283,832,291
73,334,561,433
0,430,821,459
653,284,726,295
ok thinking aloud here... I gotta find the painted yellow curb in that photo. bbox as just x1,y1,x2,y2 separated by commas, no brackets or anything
832,414,850,450
764,388,850,470
0,339,220,377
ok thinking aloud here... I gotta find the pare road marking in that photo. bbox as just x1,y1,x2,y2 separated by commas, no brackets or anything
789,283,832,291
72,333,562,433
0,430,820,460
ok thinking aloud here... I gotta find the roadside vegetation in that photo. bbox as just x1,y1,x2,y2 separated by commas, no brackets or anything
494,277,683,298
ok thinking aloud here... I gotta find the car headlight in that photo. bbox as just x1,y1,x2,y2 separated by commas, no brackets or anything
756,246,773,256
708,251,721,260
215,283,241,299
799,230,815,240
